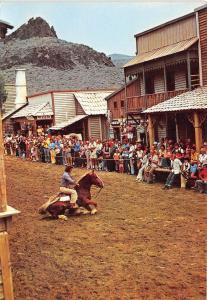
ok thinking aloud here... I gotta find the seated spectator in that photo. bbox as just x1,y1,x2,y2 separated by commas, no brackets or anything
144,148,159,183
193,162,207,193
136,149,149,182
198,148,207,167
136,143,144,171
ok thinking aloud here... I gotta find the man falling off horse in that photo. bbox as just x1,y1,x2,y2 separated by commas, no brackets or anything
60,165,79,207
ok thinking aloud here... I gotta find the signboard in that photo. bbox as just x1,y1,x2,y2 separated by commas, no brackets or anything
111,120,120,126
36,115,53,120
109,126,114,138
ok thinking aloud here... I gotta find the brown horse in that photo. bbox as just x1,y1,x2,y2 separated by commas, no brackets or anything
40,170,104,218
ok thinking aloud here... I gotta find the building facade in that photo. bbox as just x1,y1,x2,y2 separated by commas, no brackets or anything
106,4,207,149
6,89,113,140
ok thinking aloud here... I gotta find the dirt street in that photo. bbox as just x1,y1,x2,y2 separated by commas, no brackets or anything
5,157,206,300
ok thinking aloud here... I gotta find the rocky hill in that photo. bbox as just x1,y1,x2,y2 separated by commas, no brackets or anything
1,17,124,94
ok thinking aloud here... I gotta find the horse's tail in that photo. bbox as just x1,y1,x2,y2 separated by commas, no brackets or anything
38,193,60,215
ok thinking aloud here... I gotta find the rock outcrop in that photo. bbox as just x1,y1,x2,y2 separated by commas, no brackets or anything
1,17,124,94
5,17,57,41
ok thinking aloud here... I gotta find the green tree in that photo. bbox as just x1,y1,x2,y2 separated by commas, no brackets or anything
0,75,7,112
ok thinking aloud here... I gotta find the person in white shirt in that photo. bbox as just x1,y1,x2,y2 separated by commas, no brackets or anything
136,149,149,182
198,148,207,166
163,154,182,189
129,143,135,175
89,137,97,169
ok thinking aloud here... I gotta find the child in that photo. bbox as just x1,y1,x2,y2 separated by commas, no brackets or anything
113,149,120,172
119,157,124,173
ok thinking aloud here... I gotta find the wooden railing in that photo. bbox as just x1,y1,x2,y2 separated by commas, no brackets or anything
126,89,188,112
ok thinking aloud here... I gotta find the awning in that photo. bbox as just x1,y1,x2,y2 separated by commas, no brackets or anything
124,37,198,68
49,115,87,130
143,86,207,114
11,102,53,119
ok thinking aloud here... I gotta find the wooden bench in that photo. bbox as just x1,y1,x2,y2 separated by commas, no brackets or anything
154,167,182,187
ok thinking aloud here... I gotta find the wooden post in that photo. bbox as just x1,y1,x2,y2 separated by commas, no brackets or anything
194,111,202,152
187,51,192,90
163,62,167,91
175,114,179,142
148,114,155,148
142,66,147,109
0,112,7,212
0,111,20,300
124,72,127,122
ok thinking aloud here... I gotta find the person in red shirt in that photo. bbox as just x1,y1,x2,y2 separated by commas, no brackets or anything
194,162,207,193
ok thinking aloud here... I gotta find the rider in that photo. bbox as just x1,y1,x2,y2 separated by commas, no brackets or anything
60,165,78,205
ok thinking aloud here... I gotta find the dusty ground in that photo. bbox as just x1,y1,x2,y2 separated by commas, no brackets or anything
5,156,206,300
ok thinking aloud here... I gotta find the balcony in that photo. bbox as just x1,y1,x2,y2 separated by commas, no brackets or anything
127,89,188,113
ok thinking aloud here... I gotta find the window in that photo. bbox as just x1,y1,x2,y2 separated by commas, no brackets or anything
166,71,175,91
145,75,155,94
121,100,124,108
114,101,117,109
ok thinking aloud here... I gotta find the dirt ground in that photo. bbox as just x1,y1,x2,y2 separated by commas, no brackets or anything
5,156,206,300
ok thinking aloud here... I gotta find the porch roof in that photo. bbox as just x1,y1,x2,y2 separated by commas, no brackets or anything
124,37,198,69
143,86,207,114
49,115,87,130
11,102,53,118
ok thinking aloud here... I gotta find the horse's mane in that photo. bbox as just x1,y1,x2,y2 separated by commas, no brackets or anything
77,172,90,184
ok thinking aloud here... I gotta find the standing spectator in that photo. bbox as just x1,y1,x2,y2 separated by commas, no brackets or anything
113,149,120,172
49,139,56,164
129,142,135,175
89,137,97,170
84,141,91,169
162,153,182,189
102,142,110,171
122,147,130,173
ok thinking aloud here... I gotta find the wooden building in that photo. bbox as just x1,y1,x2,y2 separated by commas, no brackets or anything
8,90,113,140
106,4,207,150
0,19,13,39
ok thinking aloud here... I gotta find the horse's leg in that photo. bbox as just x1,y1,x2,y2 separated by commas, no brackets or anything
47,202,67,219
82,198,98,215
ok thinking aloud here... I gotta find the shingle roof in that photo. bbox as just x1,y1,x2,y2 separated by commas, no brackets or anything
74,91,113,115
124,37,198,68
0,19,13,29
143,87,207,114
49,115,87,130
11,102,53,118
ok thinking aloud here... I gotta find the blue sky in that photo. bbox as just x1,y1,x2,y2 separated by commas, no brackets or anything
0,1,205,55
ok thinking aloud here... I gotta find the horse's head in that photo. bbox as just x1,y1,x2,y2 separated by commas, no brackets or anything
89,170,104,188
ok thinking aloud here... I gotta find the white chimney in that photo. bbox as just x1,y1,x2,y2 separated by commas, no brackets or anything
15,69,27,108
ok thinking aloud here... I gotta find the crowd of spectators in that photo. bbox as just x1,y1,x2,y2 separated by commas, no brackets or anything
3,133,207,193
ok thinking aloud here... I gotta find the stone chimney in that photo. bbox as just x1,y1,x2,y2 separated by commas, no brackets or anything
15,69,27,108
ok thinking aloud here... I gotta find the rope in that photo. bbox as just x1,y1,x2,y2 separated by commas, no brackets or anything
93,188,103,199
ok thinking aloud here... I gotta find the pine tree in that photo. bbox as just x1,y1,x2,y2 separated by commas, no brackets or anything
0,75,7,112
